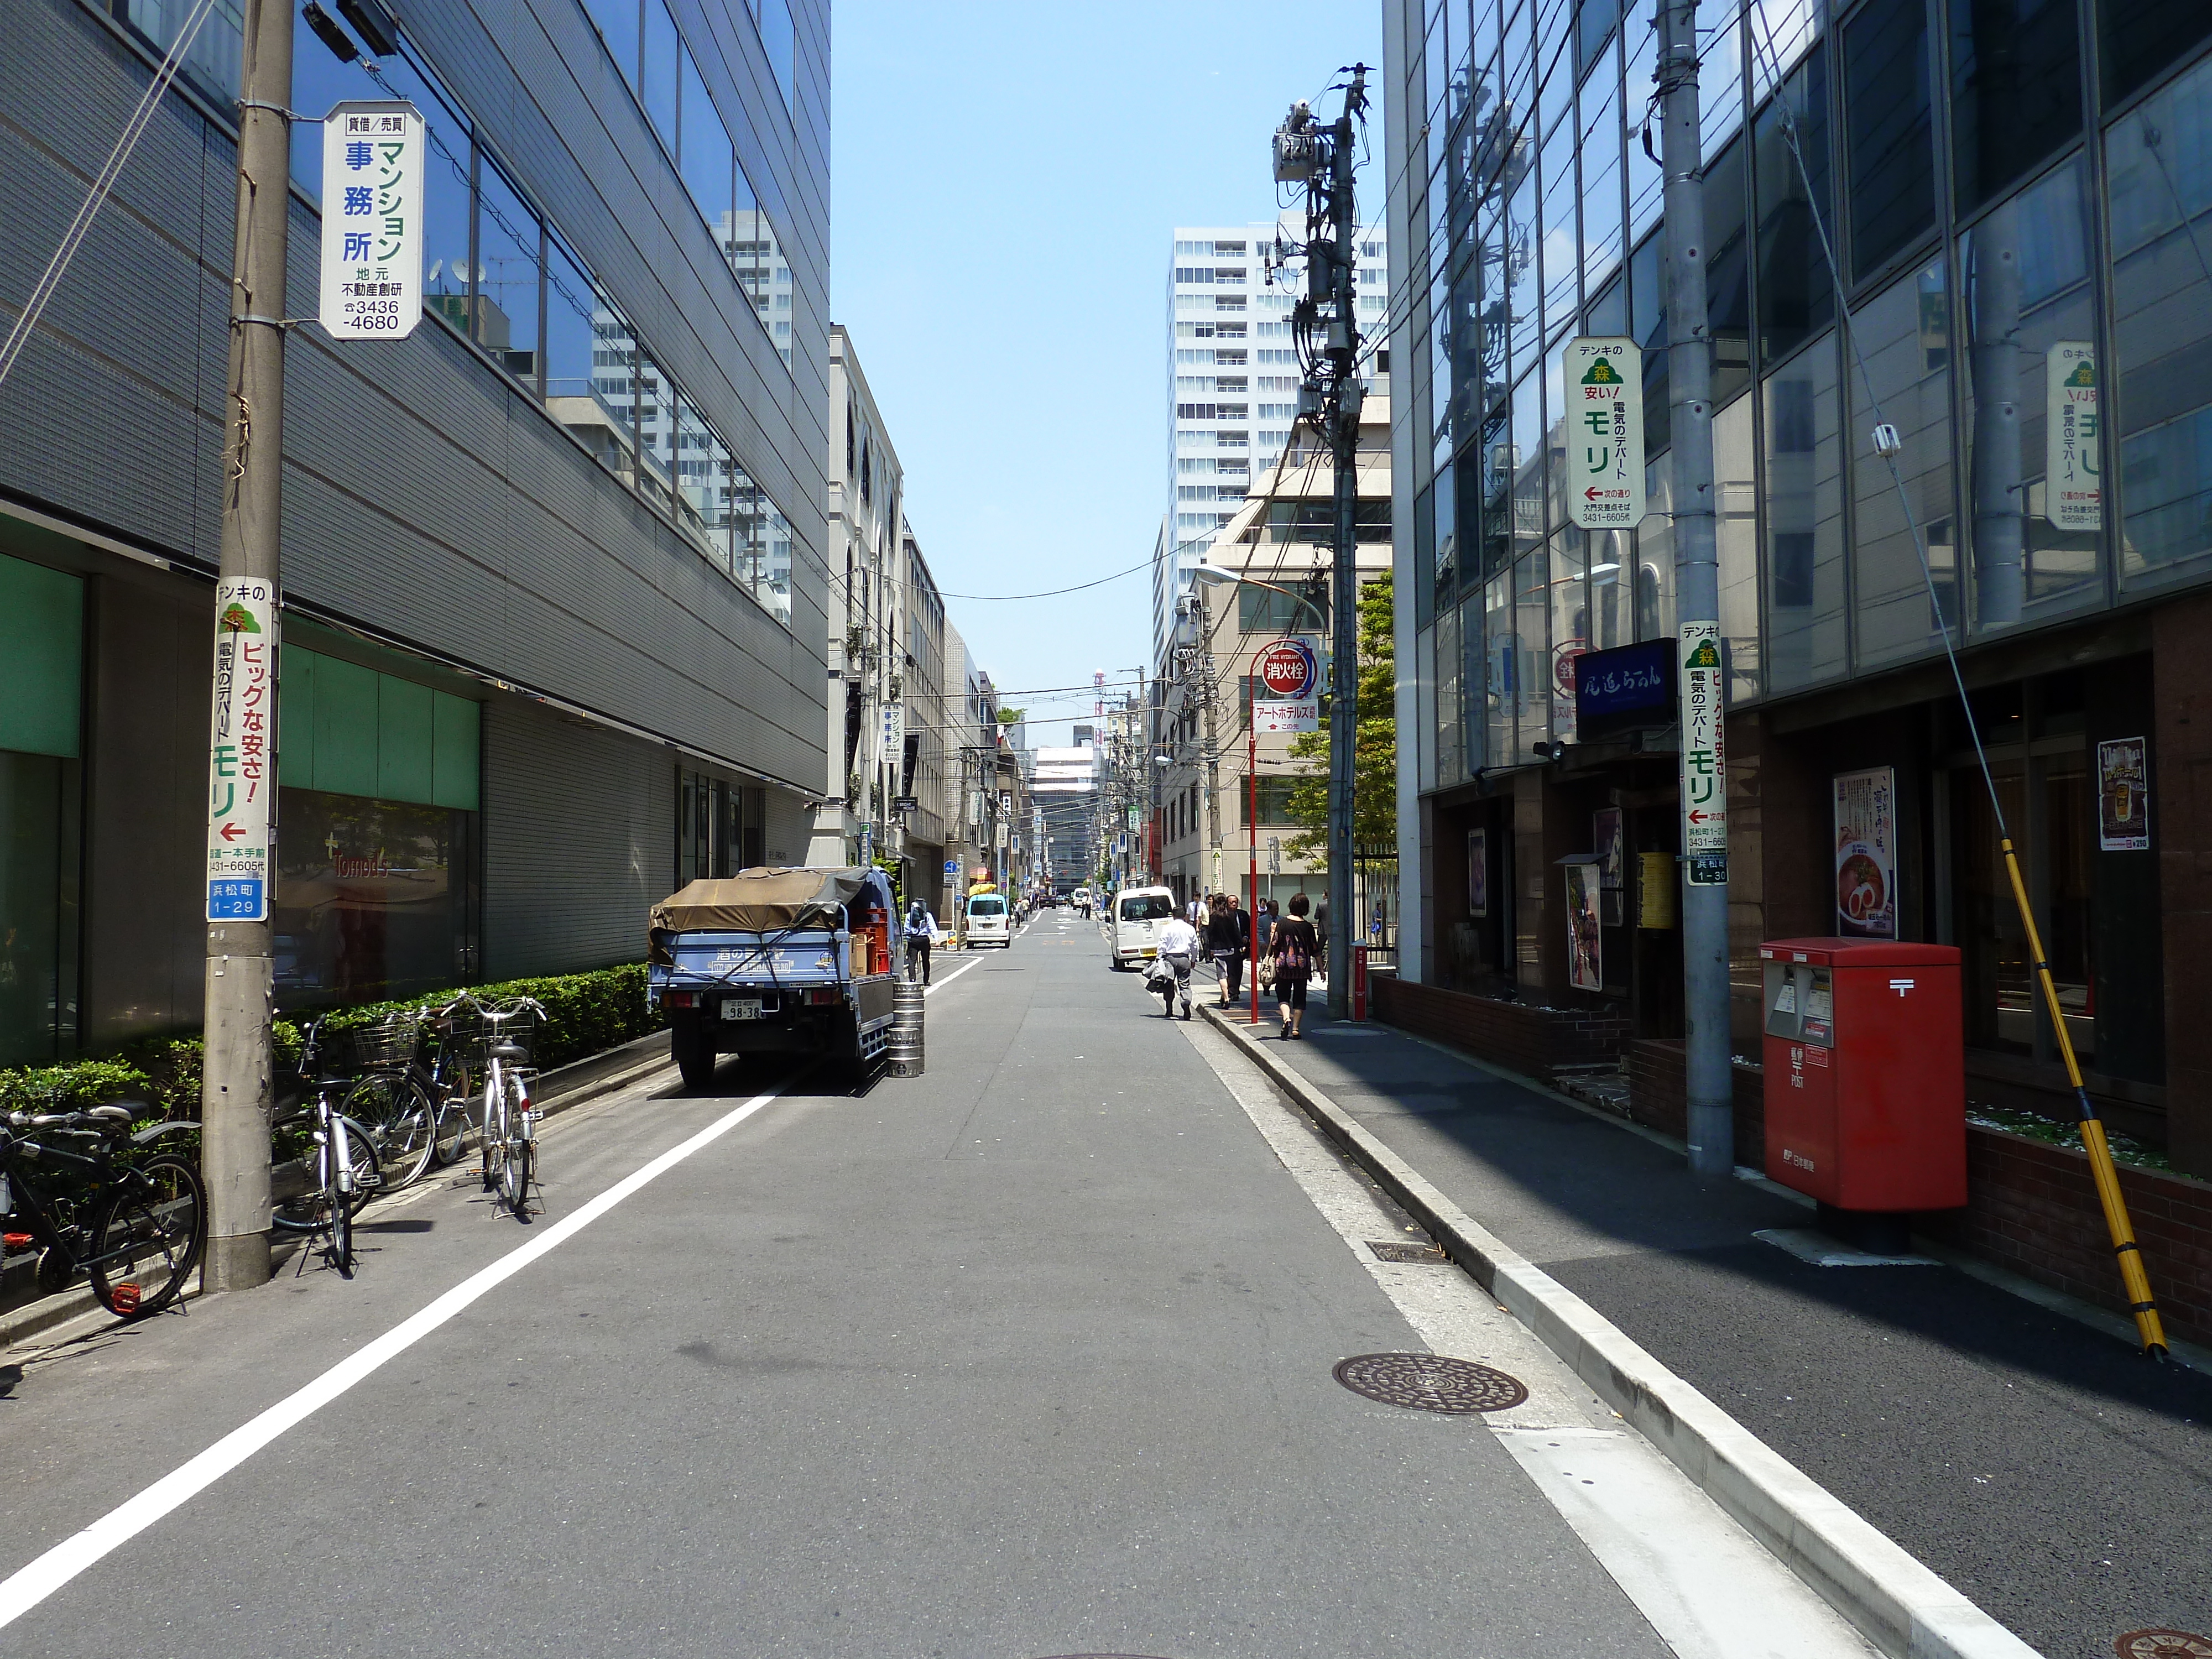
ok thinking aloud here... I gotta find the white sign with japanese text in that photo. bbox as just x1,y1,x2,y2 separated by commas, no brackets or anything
205,579,278,921
1678,622,1726,886
2046,341,2100,533
1564,337,1646,529
881,700,905,759
320,101,425,340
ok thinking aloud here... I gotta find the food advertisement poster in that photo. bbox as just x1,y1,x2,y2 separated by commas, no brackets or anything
1832,767,1896,938
1592,807,1624,890
1467,828,1488,917
1565,859,1603,990
2098,737,2150,851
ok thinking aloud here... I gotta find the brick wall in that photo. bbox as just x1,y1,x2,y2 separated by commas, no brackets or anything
1626,1039,2212,1349
1373,976,1632,1078
1624,1039,1768,1167
1921,1128,2212,1350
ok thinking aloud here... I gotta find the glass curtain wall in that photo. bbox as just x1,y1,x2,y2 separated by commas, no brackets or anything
1407,0,2212,796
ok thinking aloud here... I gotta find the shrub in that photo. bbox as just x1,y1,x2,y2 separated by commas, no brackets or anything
0,965,664,1124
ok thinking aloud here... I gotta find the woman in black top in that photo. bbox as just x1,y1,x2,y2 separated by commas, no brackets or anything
1268,893,1320,1039
1205,895,1247,1004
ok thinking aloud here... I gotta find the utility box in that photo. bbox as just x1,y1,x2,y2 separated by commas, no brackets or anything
1759,937,1966,1213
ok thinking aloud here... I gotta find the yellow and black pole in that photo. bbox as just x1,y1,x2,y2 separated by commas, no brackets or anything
1996,836,2168,1359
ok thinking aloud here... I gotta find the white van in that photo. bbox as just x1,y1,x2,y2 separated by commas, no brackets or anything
1110,886,1178,969
966,891,1011,948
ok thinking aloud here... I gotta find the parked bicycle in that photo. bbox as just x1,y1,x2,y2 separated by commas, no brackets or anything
432,992,545,1221
270,1016,388,1276
0,1098,204,1319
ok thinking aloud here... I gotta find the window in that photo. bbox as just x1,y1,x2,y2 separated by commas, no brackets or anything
1173,267,1217,284
2108,57,2212,589
1950,0,2081,213
679,44,737,240
1214,267,1248,284
1238,582,1327,634
758,0,796,109
581,0,640,87
474,159,541,386
1851,260,1958,665
1215,377,1249,393
1215,350,1248,366
2099,0,2212,108
642,0,680,149
1961,158,2103,621
1705,135,1751,404
1215,322,1248,338
1214,241,1249,257
1216,295,1246,311
109,0,244,102
1763,339,1846,688
1177,458,1215,475
1754,44,1832,364
1242,777,1300,826
1844,0,1935,278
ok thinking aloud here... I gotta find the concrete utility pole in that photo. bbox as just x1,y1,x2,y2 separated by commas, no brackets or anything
1657,0,1732,1176
1310,71,1363,1022
202,0,293,1291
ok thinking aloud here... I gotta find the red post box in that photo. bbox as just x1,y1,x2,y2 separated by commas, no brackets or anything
1759,937,1966,1214
1350,945,1370,1022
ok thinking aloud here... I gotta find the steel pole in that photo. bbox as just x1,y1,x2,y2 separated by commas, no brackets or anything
1658,0,1733,1176
1250,671,1260,1025
201,0,292,1291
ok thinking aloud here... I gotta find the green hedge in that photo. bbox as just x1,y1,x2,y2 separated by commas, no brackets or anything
0,964,663,1123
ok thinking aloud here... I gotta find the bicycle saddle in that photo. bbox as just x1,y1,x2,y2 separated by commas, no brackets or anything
489,1042,526,1062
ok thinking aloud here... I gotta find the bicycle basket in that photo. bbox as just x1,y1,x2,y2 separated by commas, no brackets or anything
322,1015,421,1074
481,1007,541,1068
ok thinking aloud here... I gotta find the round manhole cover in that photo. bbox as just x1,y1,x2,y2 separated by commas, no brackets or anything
2117,1632,2212,1659
1333,1352,1529,1413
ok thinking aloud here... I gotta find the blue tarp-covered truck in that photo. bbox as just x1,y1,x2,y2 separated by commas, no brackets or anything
648,867,903,1091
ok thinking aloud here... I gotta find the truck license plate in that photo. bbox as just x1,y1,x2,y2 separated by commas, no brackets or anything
722,999,763,1021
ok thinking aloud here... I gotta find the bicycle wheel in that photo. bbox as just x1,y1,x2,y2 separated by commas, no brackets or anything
479,1074,503,1192
430,1062,474,1165
345,1070,436,1192
327,1120,380,1276
498,1079,531,1219
86,1154,205,1318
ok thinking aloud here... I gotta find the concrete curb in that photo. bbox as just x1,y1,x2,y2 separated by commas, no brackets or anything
0,1033,677,1356
1200,1004,2040,1659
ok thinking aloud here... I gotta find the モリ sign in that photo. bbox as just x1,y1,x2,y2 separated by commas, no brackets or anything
1564,337,1645,529
205,578,278,921
1678,622,1726,886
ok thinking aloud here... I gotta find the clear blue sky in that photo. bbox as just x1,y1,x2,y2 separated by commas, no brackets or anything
830,1,1384,742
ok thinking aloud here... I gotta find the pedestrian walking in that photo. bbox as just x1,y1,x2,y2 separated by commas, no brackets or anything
1267,893,1319,1039
904,898,937,984
1314,898,1330,982
1206,894,1249,1005
1151,910,1201,1020
1255,898,1278,960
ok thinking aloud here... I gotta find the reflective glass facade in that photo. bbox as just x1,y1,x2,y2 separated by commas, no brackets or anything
1395,0,2212,786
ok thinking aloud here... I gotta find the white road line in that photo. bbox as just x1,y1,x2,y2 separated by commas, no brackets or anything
1176,1018,1880,1659
0,1078,792,1633
921,953,985,998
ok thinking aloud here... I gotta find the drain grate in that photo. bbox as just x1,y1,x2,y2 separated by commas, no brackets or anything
1366,1239,1449,1264
2117,1632,2212,1659
1334,1352,1528,1413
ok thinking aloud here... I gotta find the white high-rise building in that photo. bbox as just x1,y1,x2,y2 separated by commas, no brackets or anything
1156,221,1387,675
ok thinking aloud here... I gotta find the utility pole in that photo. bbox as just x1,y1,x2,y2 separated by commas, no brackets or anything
202,0,293,1291
1657,0,1732,1176
1277,65,1368,1018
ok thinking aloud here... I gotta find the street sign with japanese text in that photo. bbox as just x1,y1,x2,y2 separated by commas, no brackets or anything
1251,634,1320,732
1678,621,1727,887
320,101,425,340
1564,338,1645,529
205,579,278,920
881,700,904,758
2046,342,2099,533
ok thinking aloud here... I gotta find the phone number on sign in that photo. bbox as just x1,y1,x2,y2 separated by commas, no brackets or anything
341,299,406,330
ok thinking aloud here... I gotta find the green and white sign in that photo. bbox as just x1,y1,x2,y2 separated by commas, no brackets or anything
1564,337,1645,530
2046,342,2099,533
1679,621,1726,887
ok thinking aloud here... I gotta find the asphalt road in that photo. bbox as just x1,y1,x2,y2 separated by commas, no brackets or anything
0,910,1729,1659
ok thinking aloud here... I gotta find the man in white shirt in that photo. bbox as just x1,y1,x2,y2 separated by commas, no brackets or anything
1152,912,1201,1020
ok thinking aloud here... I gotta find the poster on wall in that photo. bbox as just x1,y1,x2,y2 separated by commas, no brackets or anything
1832,767,1897,938
1467,827,1488,917
1564,858,1603,990
1592,807,1624,890
2097,737,2150,851
1637,851,1677,929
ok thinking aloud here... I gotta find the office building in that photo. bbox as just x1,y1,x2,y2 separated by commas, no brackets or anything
0,0,827,1063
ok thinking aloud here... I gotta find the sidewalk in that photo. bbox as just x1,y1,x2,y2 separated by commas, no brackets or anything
1209,1003,2212,1659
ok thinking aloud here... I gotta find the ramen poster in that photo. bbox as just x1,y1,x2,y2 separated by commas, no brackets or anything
1833,767,1897,939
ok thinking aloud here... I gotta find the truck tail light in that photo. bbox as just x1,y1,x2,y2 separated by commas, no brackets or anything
807,987,841,1005
665,990,695,1008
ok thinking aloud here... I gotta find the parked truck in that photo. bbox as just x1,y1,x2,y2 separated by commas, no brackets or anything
648,866,904,1092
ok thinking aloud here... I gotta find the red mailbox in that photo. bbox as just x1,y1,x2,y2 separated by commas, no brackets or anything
1759,937,1966,1213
